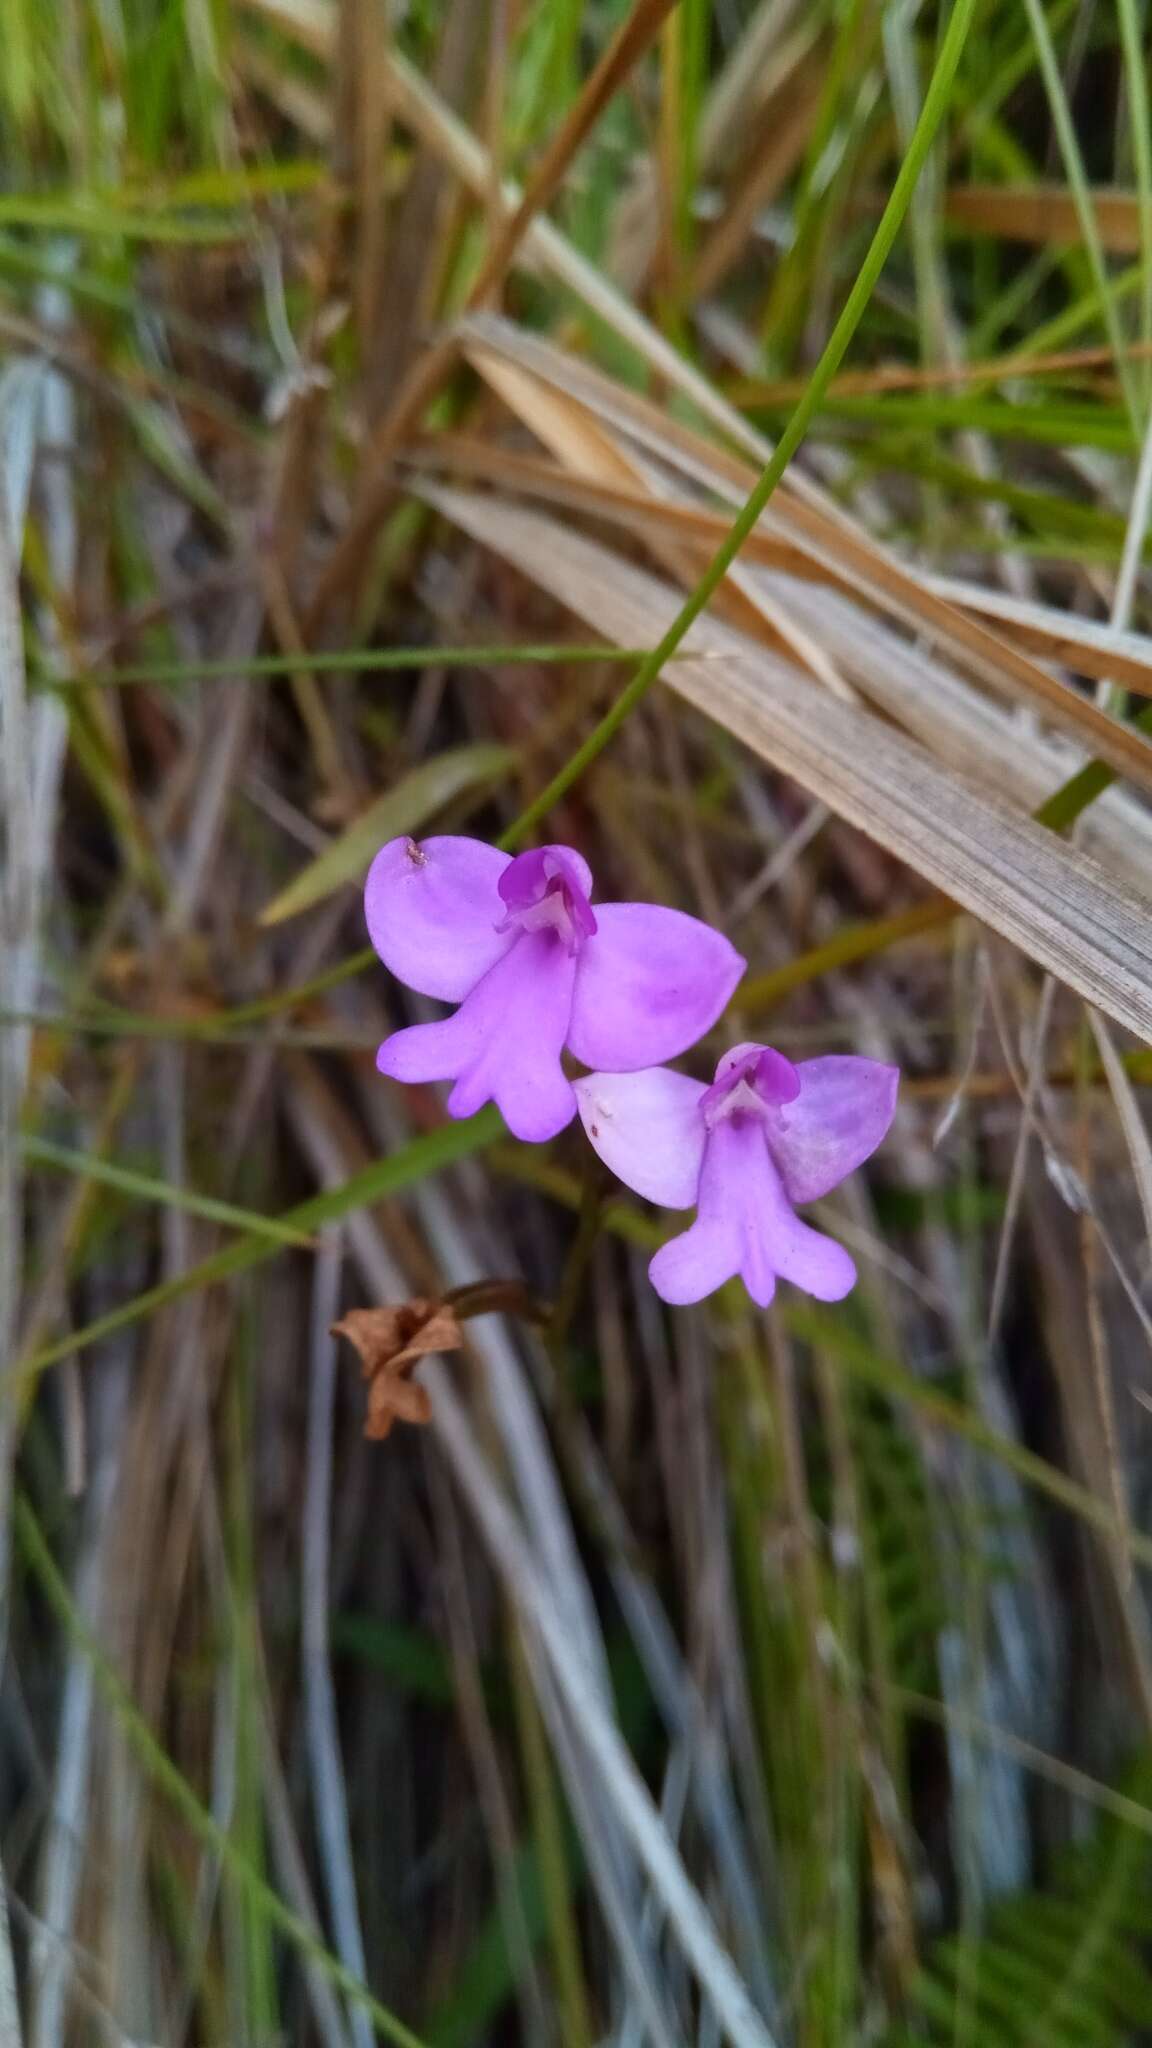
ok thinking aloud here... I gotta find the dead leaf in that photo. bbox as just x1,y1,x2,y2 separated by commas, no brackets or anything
332,1300,463,1440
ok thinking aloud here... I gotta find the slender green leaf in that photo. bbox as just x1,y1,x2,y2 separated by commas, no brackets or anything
23,1134,315,1246
21,1108,503,1382
787,1308,1152,1576
260,744,514,926
39,644,657,696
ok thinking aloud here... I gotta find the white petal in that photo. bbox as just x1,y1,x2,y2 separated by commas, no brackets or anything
575,1067,707,1209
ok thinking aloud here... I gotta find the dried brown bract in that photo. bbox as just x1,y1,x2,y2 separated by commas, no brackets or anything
332,1300,463,1440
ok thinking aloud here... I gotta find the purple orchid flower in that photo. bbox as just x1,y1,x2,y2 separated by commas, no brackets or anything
575,1043,898,1307
365,835,745,1144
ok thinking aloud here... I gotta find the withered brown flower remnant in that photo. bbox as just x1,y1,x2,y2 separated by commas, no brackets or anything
331,1300,463,1441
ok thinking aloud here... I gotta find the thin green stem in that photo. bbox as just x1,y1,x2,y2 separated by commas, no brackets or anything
1116,0,1152,411
38,644,660,695
785,1309,1152,1577
497,0,980,851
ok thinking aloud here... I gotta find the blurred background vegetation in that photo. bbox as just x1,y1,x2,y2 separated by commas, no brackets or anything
7,0,1152,2043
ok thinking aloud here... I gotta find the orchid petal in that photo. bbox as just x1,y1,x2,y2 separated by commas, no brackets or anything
768,1056,899,1204
375,1019,458,1086
725,1120,856,1301
365,835,512,1003
575,1067,708,1210
710,1042,800,1105
498,844,593,910
648,1120,757,1306
648,1116,858,1309
567,904,745,1071
649,1219,741,1305
377,929,577,1142
769,1214,857,1301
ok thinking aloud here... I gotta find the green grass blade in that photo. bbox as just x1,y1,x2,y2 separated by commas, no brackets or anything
22,1134,316,1246
1116,0,1152,409
38,644,659,695
1019,0,1141,425
21,1108,504,1383
785,1309,1152,1577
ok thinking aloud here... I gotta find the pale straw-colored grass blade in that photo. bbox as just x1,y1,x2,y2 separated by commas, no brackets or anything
453,316,1152,789
927,574,1152,697
418,481,1152,1043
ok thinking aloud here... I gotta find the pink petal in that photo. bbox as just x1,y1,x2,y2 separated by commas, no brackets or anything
575,1067,707,1209
769,1214,856,1302
365,835,513,1003
566,904,745,1071
649,1219,741,1306
497,844,593,911
724,1120,856,1302
377,929,578,1142
702,1119,779,1305
375,1019,457,1085
648,1117,857,1309
768,1056,898,1205
710,1042,800,1105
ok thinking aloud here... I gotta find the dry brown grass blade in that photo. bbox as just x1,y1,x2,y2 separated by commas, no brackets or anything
237,0,329,54
455,316,1152,782
461,309,774,484
412,433,853,688
430,376,1095,798
446,383,648,493
742,568,1152,876
414,422,1152,794
368,0,489,423
411,435,816,578
423,338,1152,855
1089,1014,1152,1252
925,577,1152,698
301,0,679,630
239,0,788,489
471,0,680,311
331,0,393,370
418,480,1152,1043
420,409,855,691
727,339,1152,405
691,56,825,299
946,182,1146,250
607,3,822,296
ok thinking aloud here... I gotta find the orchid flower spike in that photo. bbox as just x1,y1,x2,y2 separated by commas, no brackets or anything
365,836,745,1144
576,1043,898,1308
